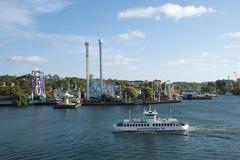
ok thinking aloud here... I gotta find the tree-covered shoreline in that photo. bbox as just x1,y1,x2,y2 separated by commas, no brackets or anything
0,74,240,106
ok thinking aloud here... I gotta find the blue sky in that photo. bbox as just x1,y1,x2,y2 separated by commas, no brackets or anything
0,0,240,82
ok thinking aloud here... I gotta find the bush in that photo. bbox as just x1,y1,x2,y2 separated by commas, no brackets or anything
124,87,137,100
101,93,112,102
231,87,240,95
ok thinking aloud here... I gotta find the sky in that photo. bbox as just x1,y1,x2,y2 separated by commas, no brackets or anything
0,0,240,82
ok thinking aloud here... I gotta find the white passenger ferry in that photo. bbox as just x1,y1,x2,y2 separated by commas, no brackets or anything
113,106,189,132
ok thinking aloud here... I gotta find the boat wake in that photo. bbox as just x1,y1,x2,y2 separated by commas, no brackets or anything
189,127,240,135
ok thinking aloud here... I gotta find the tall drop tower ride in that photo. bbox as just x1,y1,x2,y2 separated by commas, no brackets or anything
85,42,90,100
99,38,103,88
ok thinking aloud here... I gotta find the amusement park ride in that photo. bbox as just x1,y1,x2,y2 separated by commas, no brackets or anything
29,70,46,104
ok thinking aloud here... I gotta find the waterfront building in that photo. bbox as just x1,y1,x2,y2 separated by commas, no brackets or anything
130,80,145,87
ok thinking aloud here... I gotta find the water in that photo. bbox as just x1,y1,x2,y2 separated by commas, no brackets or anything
0,96,240,160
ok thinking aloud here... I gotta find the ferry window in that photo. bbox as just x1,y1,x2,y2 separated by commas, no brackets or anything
153,124,155,127
127,124,129,127
124,124,126,127
167,124,169,126
144,124,146,127
130,124,132,127
170,124,172,126
133,124,135,127
147,124,149,127
141,124,143,127
164,124,166,126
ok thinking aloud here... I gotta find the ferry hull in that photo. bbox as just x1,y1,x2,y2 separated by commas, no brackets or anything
113,124,189,132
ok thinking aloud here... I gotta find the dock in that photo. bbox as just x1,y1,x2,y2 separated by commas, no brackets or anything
82,99,181,106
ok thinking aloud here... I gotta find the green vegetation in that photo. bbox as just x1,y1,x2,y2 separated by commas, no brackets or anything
1,74,240,107
101,93,113,102
173,79,240,95
231,87,240,95
140,87,153,100
124,87,137,100
0,75,31,106
45,75,86,93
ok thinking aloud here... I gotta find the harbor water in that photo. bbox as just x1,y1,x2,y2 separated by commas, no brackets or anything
0,96,240,160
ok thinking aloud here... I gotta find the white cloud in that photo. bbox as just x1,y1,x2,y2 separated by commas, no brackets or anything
223,44,240,49
222,31,240,38
0,0,85,56
160,3,215,20
202,52,209,57
0,0,69,26
166,58,202,66
0,25,96,53
103,54,137,70
117,33,131,40
223,63,228,67
104,54,135,65
117,30,145,40
8,56,48,63
154,16,161,21
118,3,215,21
224,45,232,49
166,57,219,73
118,7,159,19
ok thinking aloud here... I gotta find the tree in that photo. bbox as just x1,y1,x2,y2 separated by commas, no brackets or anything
231,87,240,95
141,87,153,100
124,87,137,100
101,93,112,102
201,85,210,93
